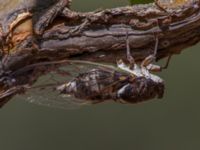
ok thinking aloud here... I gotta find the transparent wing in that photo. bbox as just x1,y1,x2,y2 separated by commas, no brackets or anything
17,60,118,109
23,85,91,110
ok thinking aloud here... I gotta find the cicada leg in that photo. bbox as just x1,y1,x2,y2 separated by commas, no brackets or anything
141,33,158,67
125,31,141,72
126,31,135,66
141,34,172,72
145,55,172,72
117,32,135,70
162,54,172,69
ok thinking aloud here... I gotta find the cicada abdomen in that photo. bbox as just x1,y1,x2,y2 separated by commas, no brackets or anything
56,68,129,103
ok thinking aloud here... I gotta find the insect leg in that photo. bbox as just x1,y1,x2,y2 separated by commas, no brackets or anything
145,54,172,72
126,32,135,64
126,32,137,70
141,34,159,68
140,34,171,73
146,55,172,72
117,32,137,70
143,40,172,72
161,54,172,69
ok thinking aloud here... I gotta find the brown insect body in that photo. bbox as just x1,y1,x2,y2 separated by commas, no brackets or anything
57,68,164,104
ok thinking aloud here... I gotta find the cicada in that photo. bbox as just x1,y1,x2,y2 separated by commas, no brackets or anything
11,34,167,109
56,62,164,104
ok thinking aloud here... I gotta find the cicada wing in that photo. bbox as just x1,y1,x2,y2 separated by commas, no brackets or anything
22,85,91,110
17,60,117,109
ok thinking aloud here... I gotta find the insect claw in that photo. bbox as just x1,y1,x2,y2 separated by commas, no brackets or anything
145,54,172,72
116,59,124,66
146,64,162,72
141,55,156,67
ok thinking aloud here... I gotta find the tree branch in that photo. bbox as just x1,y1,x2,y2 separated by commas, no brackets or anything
0,0,200,107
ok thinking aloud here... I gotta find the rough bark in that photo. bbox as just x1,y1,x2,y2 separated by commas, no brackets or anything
0,0,200,107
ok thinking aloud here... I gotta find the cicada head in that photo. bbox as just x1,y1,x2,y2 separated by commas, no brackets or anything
117,76,165,103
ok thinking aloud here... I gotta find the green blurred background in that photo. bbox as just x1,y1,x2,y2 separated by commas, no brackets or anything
1,0,200,150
